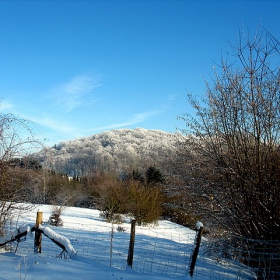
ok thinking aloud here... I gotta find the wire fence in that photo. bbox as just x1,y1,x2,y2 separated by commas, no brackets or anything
9,219,266,280
5,208,280,280
202,234,280,280
11,224,191,277
63,222,192,277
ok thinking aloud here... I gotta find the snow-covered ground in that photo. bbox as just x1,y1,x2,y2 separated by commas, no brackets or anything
0,205,256,280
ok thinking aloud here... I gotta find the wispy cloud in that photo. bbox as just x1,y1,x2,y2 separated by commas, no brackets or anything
89,110,161,132
0,100,14,112
33,116,74,133
0,97,76,136
167,94,177,101
18,112,75,136
49,76,102,112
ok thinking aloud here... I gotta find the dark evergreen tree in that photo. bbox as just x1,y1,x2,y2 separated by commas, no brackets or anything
145,166,164,185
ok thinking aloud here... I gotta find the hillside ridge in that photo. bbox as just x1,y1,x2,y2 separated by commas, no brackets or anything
35,128,185,176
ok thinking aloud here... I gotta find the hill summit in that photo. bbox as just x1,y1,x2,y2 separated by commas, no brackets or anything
35,128,185,176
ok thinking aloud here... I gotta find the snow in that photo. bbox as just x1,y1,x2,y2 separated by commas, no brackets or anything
0,225,31,245
196,221,204,230
0,204,256,280
38,225,77,257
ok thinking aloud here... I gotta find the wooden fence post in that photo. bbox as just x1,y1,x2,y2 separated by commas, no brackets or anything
189,221,204,277
34,211,43,254
127,219,136,268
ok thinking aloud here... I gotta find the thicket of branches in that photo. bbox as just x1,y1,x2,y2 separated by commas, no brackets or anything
0,113,42,236
0,160,167,229
177,28,280,277
82,168,166,226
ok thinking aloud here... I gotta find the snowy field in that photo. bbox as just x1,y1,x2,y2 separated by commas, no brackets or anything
0,204,256,280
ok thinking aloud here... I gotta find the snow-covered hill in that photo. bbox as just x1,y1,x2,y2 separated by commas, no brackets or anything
34,128,185,176
0,204,256,280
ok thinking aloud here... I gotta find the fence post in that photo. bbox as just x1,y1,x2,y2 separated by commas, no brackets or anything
34,211,43,254
189,221,204,277
127,219,136,268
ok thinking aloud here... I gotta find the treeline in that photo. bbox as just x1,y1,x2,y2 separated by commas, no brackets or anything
3,161,191,227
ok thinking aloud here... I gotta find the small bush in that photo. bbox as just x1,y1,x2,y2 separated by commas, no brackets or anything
100,211,125,224
116,225,126,232
163,207,200,229
125,181,164,226
48,205,64,226
113,214,125,224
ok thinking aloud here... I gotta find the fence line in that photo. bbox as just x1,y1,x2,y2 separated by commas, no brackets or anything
201,234,280,280
5,214,272,279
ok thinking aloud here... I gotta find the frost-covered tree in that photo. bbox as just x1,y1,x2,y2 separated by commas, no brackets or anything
178,28,280,277
34,128,184,177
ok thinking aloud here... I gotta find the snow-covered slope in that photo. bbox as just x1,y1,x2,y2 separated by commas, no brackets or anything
0,204,256,280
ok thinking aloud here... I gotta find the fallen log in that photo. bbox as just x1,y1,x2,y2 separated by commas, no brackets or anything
38,225,76,257
0,225,31,247
0,224,76,258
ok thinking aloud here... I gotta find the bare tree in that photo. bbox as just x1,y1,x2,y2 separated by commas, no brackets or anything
0,111,41,236
178,28,280,277
176,28,280,278
179,28,280,240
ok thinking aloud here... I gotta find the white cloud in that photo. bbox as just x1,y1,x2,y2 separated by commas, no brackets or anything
130,111,160,123
167,94,177,101
19,112,75,135
49,76,102,112
34,116,74,133
0,100,14,111
89,110,161,132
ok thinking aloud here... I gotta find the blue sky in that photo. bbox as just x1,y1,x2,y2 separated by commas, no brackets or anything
0,0,279,147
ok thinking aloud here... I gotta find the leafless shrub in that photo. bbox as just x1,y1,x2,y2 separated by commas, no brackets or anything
116,225,126,232
178,27,280,276
0,111,42,236
48,205,64,227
